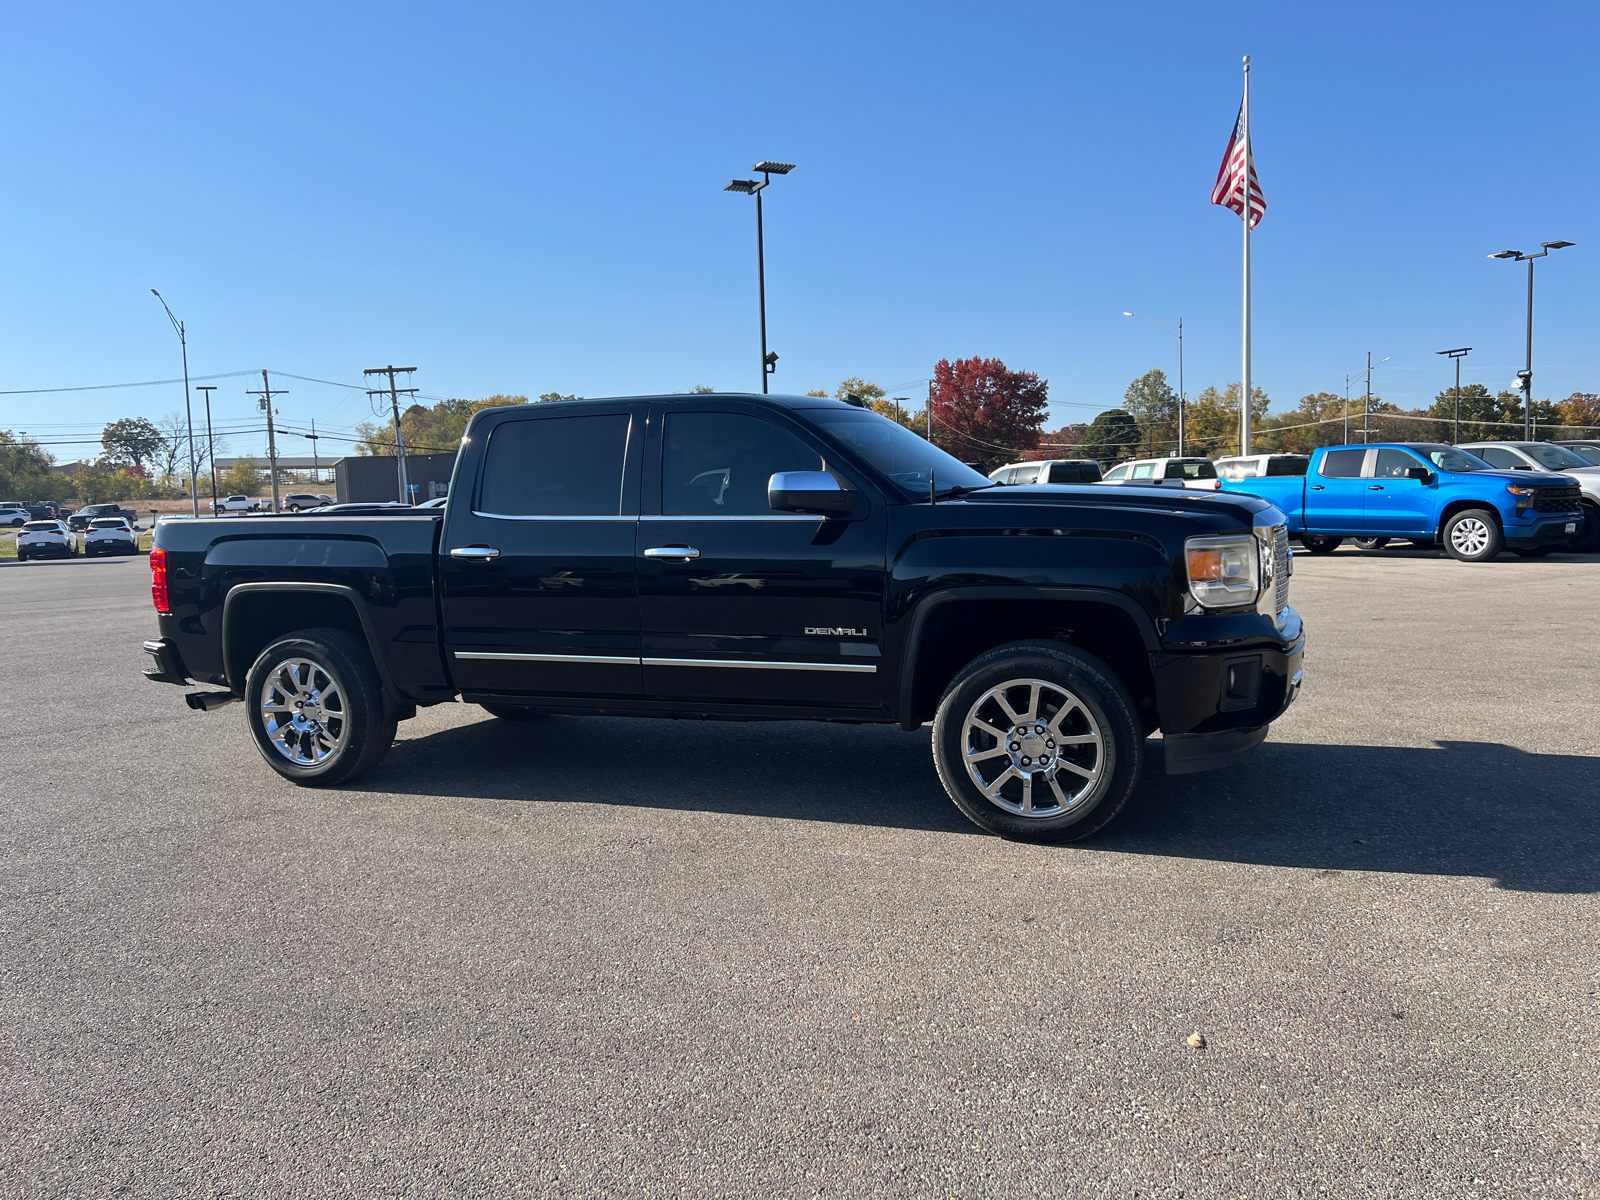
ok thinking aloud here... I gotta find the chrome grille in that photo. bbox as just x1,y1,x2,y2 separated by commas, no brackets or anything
1272,524,1290,620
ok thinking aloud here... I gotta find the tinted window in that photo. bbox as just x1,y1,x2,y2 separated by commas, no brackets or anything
1165,460,1217,480
90,518,128,528
1474,446,1525,470
480,414,631,516
1374,448,1427,478
663,412,822,516
1049,462,1100,483
803,408,989,498
1319,449,1366,479
1265,456,1308,477
22,521,56,531
1522,443,1589,469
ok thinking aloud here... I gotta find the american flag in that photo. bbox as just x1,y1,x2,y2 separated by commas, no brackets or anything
1210,101,1265,229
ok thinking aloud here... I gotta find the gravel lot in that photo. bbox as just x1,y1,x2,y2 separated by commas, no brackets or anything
3,544,1597,1198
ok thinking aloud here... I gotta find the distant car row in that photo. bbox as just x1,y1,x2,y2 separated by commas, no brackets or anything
15,517,142,560
210,493,335,513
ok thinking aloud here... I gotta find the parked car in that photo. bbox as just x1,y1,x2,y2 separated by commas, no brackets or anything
988,459,1103,485
85,517,141,556
1100,457,1223,490
281,493,327,512
1220,442,1584,561
0,502,29,527
67,503,139,531
212,495,257,514
1553,441,1600,466
1214,454,1310,481
16,520,78,560
142,392,1304,845
1458,441,1600,552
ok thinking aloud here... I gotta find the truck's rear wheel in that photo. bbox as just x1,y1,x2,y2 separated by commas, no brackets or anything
1442,509,1503,562
1350,537,1389,550
931,640,1141,843
1299,535,1342,554
245,628,396,786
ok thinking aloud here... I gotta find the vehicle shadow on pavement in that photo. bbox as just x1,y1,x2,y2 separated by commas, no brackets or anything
368,717,1597,891
1107,739,1600,894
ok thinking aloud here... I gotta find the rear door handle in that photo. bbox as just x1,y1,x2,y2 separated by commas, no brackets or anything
1368,485,1384,491
644,545,701,560
1310,485,1325,491
450,546,500,560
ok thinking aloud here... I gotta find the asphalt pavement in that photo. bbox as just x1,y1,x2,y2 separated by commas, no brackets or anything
2,544,1597,1198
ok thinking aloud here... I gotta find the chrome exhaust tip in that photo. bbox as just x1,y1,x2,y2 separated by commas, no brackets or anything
185,691,241,712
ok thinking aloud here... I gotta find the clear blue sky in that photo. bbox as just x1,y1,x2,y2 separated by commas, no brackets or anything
2,1,1596,460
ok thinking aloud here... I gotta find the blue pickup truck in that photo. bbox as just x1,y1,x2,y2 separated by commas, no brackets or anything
1220,442,1584,562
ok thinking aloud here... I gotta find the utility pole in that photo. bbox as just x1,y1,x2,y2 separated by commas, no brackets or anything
1363,351,1372,443
196,385,219,510
305,420,321,484
246,370,287,513
365,365,419,503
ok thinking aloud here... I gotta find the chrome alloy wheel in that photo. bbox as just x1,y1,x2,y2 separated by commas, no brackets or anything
259,657,348,766
1450,517,1491,557
960,678,1104,818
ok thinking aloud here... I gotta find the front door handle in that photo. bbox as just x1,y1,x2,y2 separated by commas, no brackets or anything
450,545,501,560
644,545,701,560
1310,485,1325,491
1368,485,1384,491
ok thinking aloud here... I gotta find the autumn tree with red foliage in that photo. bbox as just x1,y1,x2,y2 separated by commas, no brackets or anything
927,357,1050,466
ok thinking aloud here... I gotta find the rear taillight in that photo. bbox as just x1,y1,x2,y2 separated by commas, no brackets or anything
150,545,170,614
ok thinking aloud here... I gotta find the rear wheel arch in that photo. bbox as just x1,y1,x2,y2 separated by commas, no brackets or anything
897,587,1160,733
222,583,409,717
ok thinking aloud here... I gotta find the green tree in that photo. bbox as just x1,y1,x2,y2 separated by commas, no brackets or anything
538,391,581,404
101,417,165,469
221,457,267,496
1122,369,1179,456
357,395,528,455
1081,409,1141,465
1182,382,1269,458
0,431,68,501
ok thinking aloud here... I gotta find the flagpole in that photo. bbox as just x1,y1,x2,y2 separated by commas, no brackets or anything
1240,54,1252,457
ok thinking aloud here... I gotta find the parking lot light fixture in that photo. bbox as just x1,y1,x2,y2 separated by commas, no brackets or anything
1436,348,1472,445
1489,240,1576,439
151,289,200,518
724,160,795,393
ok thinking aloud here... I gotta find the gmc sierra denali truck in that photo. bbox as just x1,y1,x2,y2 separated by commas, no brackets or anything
141,393,1305,843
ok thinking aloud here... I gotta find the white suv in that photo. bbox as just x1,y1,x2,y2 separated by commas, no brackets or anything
988,459,1103,485
1099,457,1222,490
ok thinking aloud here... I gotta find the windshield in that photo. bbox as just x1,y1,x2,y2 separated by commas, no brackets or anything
804,409,992,498
1521,443,1590,470
1413,445,1492,472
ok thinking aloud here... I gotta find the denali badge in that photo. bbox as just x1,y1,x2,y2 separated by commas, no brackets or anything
805,626,867,637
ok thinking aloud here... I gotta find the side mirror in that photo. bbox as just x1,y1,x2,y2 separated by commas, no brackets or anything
769,471,858,518
1404,466,1432,482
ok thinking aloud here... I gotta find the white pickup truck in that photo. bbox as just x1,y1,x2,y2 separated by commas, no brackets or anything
211,495,259,514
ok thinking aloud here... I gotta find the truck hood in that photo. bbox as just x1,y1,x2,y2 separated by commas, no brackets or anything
1457,469,1576,487
962,483,1278,523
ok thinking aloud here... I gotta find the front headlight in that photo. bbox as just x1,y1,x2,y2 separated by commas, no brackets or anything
1185,534,1259,608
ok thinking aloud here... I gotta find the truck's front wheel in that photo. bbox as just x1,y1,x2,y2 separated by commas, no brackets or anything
1442,509,1503,562
245,629,397,786
931,641,1141,843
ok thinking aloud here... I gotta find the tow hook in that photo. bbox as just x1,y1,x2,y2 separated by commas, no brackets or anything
185,691,241,712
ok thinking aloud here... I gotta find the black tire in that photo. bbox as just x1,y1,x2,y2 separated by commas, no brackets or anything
1571,503,1600,553
931,640,1142,843
16,550,26,562
1350,537,1390,550
244,628,397,786
1300,535,1343,555
479,703,547,721
1442,508,1504,562
1512,547,1552,558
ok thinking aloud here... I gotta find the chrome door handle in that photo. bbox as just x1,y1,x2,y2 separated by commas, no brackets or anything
644,546,701,560
450,546,500,560
1368,485,1384,491
1310,485,1325,491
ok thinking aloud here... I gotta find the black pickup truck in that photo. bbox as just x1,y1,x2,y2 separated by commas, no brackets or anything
141,393,1304,842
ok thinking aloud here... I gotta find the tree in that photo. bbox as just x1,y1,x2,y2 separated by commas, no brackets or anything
101,417,165,469
1557,392,1600,434
927,357,1049,467
1081,410,1140,465
0,431,69,502
688,385,715,394
1122,369,1179,456
221,457,267,496
357,394,528,455
1182,382,1270,458
1038,423,1086,454
538,391,580,404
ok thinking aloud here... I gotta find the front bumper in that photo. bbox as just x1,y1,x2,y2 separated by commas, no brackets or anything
1506,514,1582,548
1150,616,1305,775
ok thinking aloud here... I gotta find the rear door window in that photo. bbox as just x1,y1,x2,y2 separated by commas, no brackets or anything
1130,463,1155,480
1318,449,1366,479
479,413,632,516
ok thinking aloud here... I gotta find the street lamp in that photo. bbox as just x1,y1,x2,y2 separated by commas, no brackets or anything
150,289,199,517
1489,240,1575,439
1123,312,1185,454
195,384,219,510
724,160,794,394
1435,347,1472,445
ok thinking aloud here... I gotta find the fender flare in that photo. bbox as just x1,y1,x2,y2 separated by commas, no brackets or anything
221,582,409,715
896,585,1162,731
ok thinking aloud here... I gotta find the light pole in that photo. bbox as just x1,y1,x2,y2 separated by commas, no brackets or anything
150,290,199,517
195,384,219,509
1435,347,1472,445
302,421,322,484
1123,312,1185,454
724,161,794,393
1489,241,1575,440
